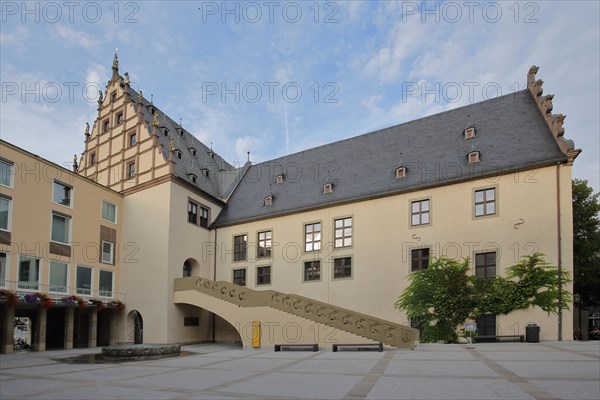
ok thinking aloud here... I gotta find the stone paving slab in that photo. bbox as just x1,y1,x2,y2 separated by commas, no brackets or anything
0,341,598,400
367,376,534,400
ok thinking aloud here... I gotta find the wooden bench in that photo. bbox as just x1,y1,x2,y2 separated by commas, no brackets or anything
472,335,524,343
274,344,319,352
332,343,383,352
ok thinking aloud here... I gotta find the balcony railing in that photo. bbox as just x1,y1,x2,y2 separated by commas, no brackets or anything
0,280,125,303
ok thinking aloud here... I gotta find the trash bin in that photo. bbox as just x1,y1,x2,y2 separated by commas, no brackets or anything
525,323,540,342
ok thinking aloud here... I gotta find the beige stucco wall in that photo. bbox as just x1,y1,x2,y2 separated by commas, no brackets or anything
214,164,574,341
0,141,123,300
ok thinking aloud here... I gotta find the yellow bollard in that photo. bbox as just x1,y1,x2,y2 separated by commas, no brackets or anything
252,321,261,348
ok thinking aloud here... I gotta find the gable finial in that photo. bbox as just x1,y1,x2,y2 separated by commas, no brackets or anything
124,71,130,86
111,48,119,80
179,118,182,128
137,89,143,103
247,151,250,163
153,110,159,127
150,94,154,105
84,122,90,140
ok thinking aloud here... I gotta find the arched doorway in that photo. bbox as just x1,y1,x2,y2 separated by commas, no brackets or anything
183,258,201,277
127,310,143,344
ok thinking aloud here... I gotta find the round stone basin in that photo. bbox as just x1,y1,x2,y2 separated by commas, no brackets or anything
102,343,181,361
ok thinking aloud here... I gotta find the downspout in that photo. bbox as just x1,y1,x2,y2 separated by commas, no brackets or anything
212,227,218,343
556,162,563,341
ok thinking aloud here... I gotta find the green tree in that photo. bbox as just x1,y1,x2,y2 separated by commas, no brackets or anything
395,254,569,343
572,179,600,307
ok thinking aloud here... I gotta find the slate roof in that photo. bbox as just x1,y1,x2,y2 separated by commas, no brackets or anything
127,86,243,202
213,89,568,227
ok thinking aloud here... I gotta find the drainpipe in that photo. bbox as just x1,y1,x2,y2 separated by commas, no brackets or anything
556,162,563,341
212,228,218,343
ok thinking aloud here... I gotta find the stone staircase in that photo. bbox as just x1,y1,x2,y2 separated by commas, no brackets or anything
174,277,418,349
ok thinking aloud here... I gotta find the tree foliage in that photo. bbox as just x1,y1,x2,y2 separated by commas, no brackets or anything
572,179,600,307
395,253,570,343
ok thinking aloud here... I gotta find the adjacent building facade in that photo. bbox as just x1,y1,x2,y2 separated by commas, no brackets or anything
0,57,581,352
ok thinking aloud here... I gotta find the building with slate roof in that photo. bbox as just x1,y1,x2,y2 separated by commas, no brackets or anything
0,56,581,353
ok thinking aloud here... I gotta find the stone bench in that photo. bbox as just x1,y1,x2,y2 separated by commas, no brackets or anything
332,343,383,352
274,343,319,352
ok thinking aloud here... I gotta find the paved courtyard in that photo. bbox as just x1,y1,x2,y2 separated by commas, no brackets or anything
1,341,598,399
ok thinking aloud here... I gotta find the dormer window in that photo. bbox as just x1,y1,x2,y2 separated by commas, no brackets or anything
163,127,169,137
276,174,284,184
189,147,197,156
468,151,480,164
323,183,333,194
148,105,156,114
464,127,476,139
264,196,273,206
395,166,406,179
188,174,197,184
178,128,184,137
201,168,210,177
175,150,182,160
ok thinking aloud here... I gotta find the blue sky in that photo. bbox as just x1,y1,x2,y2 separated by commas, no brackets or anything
1,1,598,191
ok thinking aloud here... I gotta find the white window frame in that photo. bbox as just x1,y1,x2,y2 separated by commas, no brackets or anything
50,212,71,244
18,255,41,291
76,265,93,296
0,196,12,232
52,181,73,208
48,261,69,294
0,252,8,288
98,269,114,298
0,159,14,188
101,241,115,264
101,200,118,224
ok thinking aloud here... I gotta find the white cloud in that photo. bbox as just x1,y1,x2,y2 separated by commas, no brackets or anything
50,25,98,49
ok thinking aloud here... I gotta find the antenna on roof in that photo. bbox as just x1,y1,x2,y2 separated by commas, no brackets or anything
247,151,250,163
398,152,403,166
150,94,154,105
179,118,182,128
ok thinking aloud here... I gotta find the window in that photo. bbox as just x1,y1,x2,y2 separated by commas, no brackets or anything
333,257,352,279
53,181,72,207
475,188,495,217
233,268,246,286
200,206,209,228
464,127,476,139
116,112,124,125
102,201,117,223
257,266,271,285
257,231,272,258
189,148,197,156
475,252,496,279
102,241,115,264
234,235,247,262
129,132,137,146
411,199,430,226
304,260,321,282
468,151,480,164
103,119,110,132
323,183,333,194
305,222,321,252
411,248,429,271
127,161,136,178
99,270,113,297
276,175,284,184
334,217,352,248
111,92,117,102
51,213,70,244
190,175,197,184
0,159,14,187
76,266,92,295
90,153,96,165
188,201,198,224
0,252,7,287
395,166,406,179
264,196,272,206
18,255,40,290
49,261,68,293
0,196,10,231
175,150,182,160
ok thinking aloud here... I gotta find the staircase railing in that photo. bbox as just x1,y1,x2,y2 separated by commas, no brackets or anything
174,277,417,348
